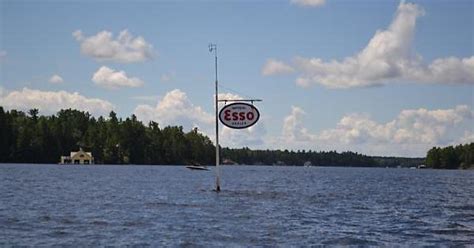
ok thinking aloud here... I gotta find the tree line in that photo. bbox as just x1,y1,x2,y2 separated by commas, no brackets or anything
0,107,380,166
0,107,214,165
426,143,474,169
221,147,378,167
2,107,469,168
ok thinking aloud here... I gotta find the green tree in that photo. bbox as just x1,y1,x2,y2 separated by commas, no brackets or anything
426,147,441,168
145,121,164,164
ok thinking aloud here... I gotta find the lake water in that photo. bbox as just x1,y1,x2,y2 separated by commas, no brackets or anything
1,164,473,246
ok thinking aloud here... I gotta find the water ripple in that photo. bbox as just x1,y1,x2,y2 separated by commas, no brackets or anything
1,164,473,246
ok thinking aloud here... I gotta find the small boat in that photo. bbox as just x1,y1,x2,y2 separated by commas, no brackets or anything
185,164,209,171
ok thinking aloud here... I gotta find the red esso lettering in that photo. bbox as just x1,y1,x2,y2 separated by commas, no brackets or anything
224,110,231,121
232,112,239,121
247,112,254,120
223,109,256,122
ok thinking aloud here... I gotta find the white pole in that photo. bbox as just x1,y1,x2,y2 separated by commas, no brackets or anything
210,44,221,192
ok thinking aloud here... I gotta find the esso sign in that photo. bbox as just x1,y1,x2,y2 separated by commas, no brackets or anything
219,103,260,129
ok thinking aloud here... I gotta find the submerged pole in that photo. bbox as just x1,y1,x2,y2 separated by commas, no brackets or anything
209,43,221,192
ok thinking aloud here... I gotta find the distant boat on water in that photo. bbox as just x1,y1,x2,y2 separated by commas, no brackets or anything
186,165,209,171
186,163,209,171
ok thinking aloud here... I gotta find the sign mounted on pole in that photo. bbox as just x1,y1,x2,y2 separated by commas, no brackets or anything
219,102,260,129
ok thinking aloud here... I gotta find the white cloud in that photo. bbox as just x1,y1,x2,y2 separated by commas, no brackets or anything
218,92,243,100
217,92,244,106
73,29,153,63
261,59,295,76
92,66,144,89
49,74,64,84
413,57,474,84
134,89,213,129
279,105,474,156
459,131,474,144
290,0,325,7
221,124,267,147
0,87,114,116
282,106,314,142
133,89,267,147
265,2,474,88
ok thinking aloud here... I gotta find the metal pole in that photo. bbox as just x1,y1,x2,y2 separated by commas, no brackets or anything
210,44,221,192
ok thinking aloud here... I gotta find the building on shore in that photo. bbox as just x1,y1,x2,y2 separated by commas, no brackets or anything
303,161,313,167
60,148,94,165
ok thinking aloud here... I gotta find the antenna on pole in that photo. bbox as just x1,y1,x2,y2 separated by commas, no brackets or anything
209,43,221,192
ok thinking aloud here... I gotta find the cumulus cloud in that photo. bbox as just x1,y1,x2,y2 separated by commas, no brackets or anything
216,92,244,107
262,59,295,76
218,92,244,100
280,105,474,156
265,2,474,88
282,106,314,142
134,89,213,129
0,87,114,116
133,89,267,147
221,124,267,147
92,66,144,89
290,0,325,7
73,29,153,63
459,131,474,145
49,74,64,84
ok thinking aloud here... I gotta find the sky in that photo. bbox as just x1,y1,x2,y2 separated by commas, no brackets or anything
0,0,473,157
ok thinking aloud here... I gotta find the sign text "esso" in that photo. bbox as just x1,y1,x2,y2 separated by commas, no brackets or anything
219,103,260,129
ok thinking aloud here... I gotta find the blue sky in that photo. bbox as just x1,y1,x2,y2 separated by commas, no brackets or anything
1,0,473,157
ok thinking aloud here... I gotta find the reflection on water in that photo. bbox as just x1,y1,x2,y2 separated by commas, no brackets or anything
1,164,473,246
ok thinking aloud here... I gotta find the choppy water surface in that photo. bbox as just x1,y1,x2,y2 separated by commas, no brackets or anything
1,164,473,246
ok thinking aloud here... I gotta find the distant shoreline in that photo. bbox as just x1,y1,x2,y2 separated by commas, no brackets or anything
3,163,474,170
1,107,471,169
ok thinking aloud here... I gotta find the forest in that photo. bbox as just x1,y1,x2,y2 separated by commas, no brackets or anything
425,143,474,169
0,107,214,165
0,107,470,168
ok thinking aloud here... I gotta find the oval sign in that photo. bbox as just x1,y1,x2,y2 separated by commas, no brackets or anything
219,103,260,129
